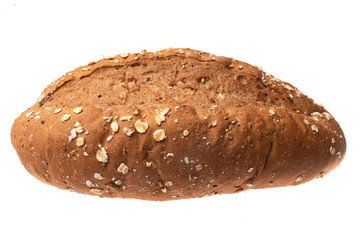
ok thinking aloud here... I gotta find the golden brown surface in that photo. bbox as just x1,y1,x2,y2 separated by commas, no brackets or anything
11,48,346,200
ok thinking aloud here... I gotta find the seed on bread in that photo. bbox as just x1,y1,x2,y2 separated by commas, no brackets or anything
329,146,336,155
61,114,71,122
120,115,132,121
111,121,119,133
73,107,83,114
311,125,319,133
123,127,135,136
96,147,108,163
120,52,129,58
86,180,95,187
195,164,203,171
117,163,129,174
26,111,34,118
90,188,104,195
94,173,105,180
53,108,62,114
76,137,85,147
153,129,166,141
134,120,149,133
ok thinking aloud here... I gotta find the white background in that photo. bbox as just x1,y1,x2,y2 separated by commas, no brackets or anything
1,0,359,239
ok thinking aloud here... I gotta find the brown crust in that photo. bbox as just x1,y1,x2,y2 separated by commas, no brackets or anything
11,48,346,200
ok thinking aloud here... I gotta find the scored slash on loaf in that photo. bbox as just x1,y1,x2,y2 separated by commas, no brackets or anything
11,48,346,201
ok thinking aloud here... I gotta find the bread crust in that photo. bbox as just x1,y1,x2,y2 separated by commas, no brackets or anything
11,48,346,200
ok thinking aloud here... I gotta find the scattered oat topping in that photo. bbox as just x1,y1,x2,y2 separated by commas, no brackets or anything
165,181,173,187
337,151,342,158
295,175,303,182
195,164,203,171
53,108,62,114
133,109,139,115
83,152,90,157
103,116,113,123
155,114,165,126
238,65,244,70
145,161,153,167
86,180,95,187
311,112,323,118
248,167,254,173
322,112,333,120
155,108,170,126
120,52,129,58
73,107,83,114
89,59,99,65
75,125,84,134
303,119,310,125
332,138,336,144
115,179,122,185
329,146,336,155
117,163,129,174
94,173,105,180
76,137,85,147
25,111,34,117
161,188,167,193
61,114,71,122
153,129,166,141
81,67,91,71
183,130,189,137
312,116,319,122
69,129,77,141
96,147,108,163
166,153,174,157
311,125,319,133
120,115,132,121
184,157,189,164
103,55,115,59
174,106,180,111
107,135,113,141
110,121,119,133
208,121,217,128
269,109,276,116
135,120,149,133
282,84,294,91
218,93,226,100
90,188,104,195
123,127,135,136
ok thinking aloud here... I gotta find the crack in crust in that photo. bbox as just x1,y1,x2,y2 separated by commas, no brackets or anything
37,48,260,107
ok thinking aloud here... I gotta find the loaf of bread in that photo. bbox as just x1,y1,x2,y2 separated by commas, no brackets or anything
11,48,346,200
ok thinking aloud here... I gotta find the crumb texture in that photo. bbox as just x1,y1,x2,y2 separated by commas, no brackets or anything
11,48,346,200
